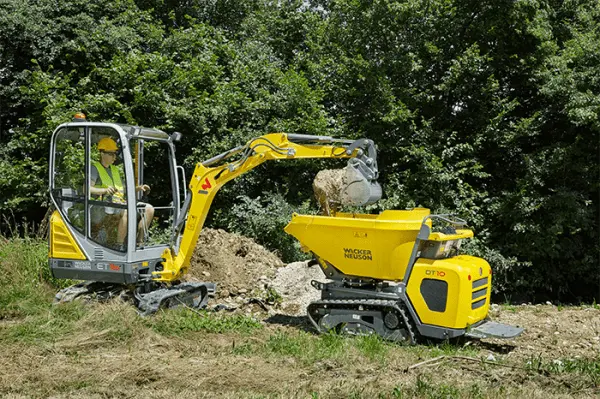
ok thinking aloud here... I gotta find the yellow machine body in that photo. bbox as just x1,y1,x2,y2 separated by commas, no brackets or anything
285,209,431,281
49,210,86,260
407,256,491,329
285,208,491,330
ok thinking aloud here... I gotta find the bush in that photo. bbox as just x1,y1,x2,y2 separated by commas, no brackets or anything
223,193,314,263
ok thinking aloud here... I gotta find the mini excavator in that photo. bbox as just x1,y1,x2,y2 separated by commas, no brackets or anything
49,116,522,342
48,116,381,314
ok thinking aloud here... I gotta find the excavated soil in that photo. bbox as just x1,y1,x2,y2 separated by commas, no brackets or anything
185,228,323,315
187,228,284,300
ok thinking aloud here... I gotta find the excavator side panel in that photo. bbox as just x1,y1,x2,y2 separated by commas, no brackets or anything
49,211,86,260
406,255,491,329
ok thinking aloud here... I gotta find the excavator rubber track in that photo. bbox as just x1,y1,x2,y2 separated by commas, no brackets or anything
307,298,417,344
136,282,216,316
54,281,215,316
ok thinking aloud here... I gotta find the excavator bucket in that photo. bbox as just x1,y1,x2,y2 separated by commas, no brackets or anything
341,162,382,206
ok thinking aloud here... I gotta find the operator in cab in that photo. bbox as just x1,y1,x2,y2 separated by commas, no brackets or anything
90,137,154,249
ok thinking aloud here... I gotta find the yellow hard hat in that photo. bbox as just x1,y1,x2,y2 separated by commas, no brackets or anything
97,137,118,152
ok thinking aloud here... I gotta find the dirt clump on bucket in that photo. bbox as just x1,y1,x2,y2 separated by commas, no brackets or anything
312,168,346,215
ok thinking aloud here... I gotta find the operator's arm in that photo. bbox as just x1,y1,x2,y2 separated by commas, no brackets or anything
136,184,150,193
90,185,117,196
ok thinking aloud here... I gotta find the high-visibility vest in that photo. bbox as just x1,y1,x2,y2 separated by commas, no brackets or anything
92,161,125,202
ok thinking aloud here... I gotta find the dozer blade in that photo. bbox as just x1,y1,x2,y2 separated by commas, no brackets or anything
465,321,523,339
136,282,216,316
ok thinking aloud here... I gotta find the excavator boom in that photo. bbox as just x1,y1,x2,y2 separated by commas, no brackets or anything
155,133,381,282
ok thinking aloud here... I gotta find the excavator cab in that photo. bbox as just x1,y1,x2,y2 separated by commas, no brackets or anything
48,117,184,284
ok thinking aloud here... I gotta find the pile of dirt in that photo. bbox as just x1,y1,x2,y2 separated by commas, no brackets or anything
186,228,325,316
267,261,325,315
187,228,284,301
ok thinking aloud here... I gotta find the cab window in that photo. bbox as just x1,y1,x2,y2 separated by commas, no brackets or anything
52,127,86,235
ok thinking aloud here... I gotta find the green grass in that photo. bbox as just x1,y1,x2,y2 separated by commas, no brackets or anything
415,375,460,398
261,330,396,366
0,237,57,318
264,330,347,364
0,301,86,344
501,304,518,313
418,341,481,358
0,235,90,345
1,235,598,399
526,355,600,382
82,303,146,341
148,307,263,335
354,334,389,361
386,377,489,399
266,331,306,357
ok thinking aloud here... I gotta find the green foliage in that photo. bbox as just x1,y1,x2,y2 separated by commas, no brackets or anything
264,286,283,306
224,193,314,263
0,235,70,318
525,356,600,387
0,0,598,301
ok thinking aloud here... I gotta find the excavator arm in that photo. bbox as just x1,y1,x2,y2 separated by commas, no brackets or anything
154,133,380,282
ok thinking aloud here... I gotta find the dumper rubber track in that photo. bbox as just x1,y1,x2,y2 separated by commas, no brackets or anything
307,299,417,344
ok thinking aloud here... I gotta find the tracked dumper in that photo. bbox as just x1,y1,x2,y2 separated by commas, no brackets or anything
285,209,523,344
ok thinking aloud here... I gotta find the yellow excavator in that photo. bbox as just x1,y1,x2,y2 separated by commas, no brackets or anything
49,115,522,343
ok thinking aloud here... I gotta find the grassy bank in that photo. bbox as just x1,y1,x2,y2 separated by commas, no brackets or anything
0,236,598,398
